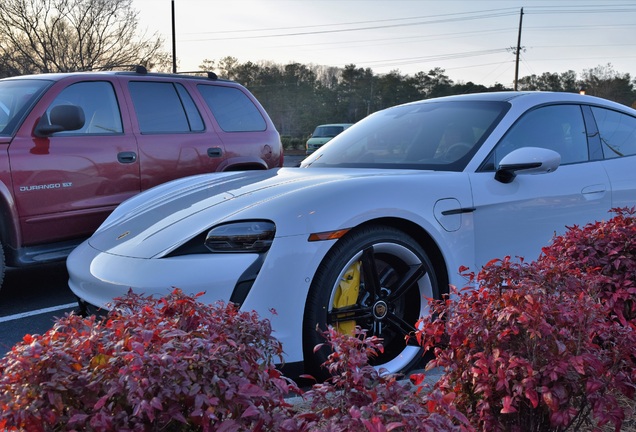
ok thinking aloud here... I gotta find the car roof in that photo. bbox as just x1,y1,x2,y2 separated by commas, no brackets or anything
1,68,236,85
404,91,636,114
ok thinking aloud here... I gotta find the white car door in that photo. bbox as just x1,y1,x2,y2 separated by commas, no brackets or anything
588,105,636,209
467,104,613,269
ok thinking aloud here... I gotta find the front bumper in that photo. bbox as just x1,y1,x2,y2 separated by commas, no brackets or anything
66,234,334,365
67,241,255,310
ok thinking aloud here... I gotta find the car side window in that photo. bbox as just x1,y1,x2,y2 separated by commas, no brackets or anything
491,105,589,167
46,81,123,135
197,84,266,132
129,81,204,133
591,107,636,159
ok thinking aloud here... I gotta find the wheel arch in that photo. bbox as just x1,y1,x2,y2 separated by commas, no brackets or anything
301,216,450,378
344,217,450,295
217,157,269,172
0,180,20,250
0,180,19,270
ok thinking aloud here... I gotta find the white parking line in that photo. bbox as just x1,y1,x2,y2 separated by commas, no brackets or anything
0,303,77,323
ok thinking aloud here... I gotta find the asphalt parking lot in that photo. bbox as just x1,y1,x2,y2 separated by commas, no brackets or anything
0,262,76,357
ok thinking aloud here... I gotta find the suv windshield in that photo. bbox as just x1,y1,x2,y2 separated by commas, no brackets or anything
0,79,51,136
313,125,345,138
301,100,509,171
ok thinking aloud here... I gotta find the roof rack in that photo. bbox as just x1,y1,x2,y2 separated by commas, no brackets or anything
77,65,220,80
176,71,218,80
80,64,147,73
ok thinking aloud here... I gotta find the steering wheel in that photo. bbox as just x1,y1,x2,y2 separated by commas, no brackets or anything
443,142,472,161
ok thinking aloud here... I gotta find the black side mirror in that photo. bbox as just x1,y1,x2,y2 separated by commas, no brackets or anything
34,104,85,137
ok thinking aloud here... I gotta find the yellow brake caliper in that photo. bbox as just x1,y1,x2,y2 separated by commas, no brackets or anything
333,261,361,335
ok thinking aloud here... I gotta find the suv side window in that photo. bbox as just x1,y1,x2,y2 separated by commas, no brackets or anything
197,85,266,132
129,81,204,133
490,105,589,167
591,106,636,159
47,81,123,135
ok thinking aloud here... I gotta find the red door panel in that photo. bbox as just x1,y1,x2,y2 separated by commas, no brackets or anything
9,78,140,245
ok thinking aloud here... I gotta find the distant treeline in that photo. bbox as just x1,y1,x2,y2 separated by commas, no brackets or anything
203,57,636,140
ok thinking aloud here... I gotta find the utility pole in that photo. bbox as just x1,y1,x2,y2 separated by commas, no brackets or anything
514,7,524,91
171,0,177,73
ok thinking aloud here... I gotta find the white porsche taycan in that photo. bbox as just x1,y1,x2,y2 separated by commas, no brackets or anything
67,91,636,378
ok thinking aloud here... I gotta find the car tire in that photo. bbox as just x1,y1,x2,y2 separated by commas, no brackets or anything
303,225,441,380
0,242,5,291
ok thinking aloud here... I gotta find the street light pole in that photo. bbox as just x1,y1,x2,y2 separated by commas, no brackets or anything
171,0,177,73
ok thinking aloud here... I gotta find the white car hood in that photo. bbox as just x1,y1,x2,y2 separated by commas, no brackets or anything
87,168,378,258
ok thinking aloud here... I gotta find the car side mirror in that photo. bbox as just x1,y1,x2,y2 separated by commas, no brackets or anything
495,147,561,184
34,104,85,137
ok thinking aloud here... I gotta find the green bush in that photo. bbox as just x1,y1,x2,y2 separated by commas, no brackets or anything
281,136,306,151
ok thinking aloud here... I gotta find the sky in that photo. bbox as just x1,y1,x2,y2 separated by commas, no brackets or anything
133,0,636,88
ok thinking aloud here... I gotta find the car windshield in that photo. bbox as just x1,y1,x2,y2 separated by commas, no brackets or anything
0,79,52,136
313,125,345,138
301,100,509,171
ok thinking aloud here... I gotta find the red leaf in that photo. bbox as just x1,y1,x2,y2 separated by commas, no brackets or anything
542,391,559,411
239,382,268,397
525,388,539,408
241,404,260,418
94,395,109,410
500,395,517,413
409,373,425,386
216,419,240,432
585,378,604,394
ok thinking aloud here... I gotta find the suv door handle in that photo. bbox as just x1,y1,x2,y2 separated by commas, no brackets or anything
207,147,223,158
117,151,137,163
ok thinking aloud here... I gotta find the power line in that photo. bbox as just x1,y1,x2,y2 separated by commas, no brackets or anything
270,28,517,51
184,8,521,36
529,6,636,14
182,5,636,42
184,10,520,42
168,2,636,85
525,23,635,31
358,48,510,67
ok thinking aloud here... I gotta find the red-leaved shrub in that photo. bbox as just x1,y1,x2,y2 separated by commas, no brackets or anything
0,289,305,431
2,209,634,431
415,209,636,432
300,326,472,432
537,207,636,326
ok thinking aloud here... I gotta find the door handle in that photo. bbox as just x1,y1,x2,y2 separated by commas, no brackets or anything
581,184,606,200
207,147,223,158
117,151,137,164
581,184,606,194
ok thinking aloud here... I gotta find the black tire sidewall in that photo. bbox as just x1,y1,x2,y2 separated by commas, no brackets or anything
302,225,438,378
0,243,5,292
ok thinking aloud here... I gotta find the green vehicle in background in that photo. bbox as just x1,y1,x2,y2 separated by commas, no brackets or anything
306,123,352,154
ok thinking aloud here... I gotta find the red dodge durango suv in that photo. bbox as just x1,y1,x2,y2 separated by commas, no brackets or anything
0,67,283,289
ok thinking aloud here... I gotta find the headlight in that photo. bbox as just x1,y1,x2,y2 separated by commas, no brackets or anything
166,220,276,256
205,221,276,253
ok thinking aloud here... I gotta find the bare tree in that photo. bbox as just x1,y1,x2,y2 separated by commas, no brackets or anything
0,0,169,76
581,63,635,106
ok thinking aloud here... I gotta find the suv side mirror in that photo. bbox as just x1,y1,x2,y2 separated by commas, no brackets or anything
34,104,85,137
495,147,561,184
